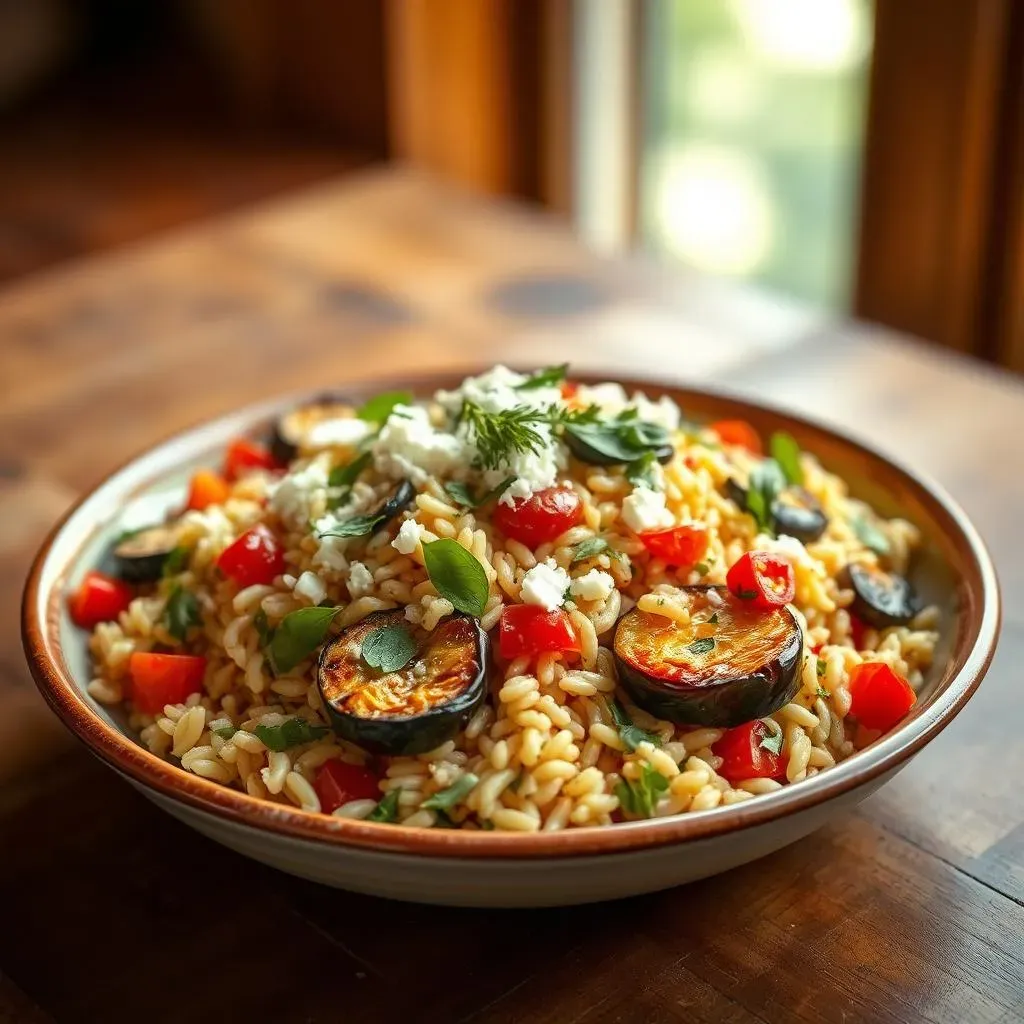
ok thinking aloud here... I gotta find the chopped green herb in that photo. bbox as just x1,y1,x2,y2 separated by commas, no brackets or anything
515,363,568,390
687,637,716,656
422,538,489,617
816,685,831,699
328,450,372,492
614,764,669,818
708,612,719,624
852,515,891,556
163,585,201,642
367,790,400,823
625,451,660,490
816,659,827,678
459,401,553,470
609,701,661,753
361,623,418,673
571,536,619,563
162,545,190,578
746,459,787,535
443,475,517,509
254,717,330,752
759,729,784,756
212,724,236,740
694,561,710,576
357,391,414,424
421,773,479,812
260,605,340,674
317,512,385,539
769,432,804,486
253,608,273,647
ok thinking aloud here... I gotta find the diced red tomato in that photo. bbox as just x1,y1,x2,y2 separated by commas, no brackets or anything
224,437,280,481
709,419,762,455
216,523,285,587
560,381,579,401
186,469,231,511
712,720,788,784
498,605,580,660
492,487,583,547
727,551,795,608
849,611,869,650
68,571,134,629
847,662,915,732
639,523,709,566
128,652,206,715
314,760,381,814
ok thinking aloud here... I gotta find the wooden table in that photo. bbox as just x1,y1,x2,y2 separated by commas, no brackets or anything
2,168,1022,1024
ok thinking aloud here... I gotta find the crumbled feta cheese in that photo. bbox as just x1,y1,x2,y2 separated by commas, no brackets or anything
312,534,349,573
436,365,561,416
574,382,681,432
570,569,616,602
372,405,465,485
575,382,628,410
630,392,681,432
392,517,423,555
347,561,375,598
520,559,571,611
621,486,674,533
305,417,372,448
268,459,330,529
293,571,327,606
486,421,565,506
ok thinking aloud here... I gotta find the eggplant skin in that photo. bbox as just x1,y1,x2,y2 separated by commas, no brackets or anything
845,563,918,628
270,397,356,464
318,610,488,756
613,589,803,728
111,525,179,582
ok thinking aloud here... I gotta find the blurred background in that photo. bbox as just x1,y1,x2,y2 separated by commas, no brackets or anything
0,0,1020,366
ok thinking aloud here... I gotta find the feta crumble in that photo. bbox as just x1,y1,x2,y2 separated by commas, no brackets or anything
574,382,681,431
268,458,330,529
570,569,616,602
520,559,571,611
436,364,562,416
305,417,373,449
293,571,327,606
373,405,466,485
621,486,674,533
392,517,423,555
347,561,375,598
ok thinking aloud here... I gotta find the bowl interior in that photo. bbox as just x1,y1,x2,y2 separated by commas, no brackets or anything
24,372,998,857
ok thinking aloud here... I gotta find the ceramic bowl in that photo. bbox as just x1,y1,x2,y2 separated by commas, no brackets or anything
22,374,1000,907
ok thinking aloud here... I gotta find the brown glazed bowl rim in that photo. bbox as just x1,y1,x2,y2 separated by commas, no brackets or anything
22,370,1001,860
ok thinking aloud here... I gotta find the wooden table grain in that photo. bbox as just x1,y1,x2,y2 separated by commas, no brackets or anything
2,168,1022,1024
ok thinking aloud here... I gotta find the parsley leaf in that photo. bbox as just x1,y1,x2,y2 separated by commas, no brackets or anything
614,764,669,818
609,701,661,753
212,724,236,740
687,637,715,656
852,515,890,555
816,658,827,678
769,432,804,486
367,789,400,823
357,391,414,424
361,623,417,673
421,773,479,812
317,512,385,539
254,718,330,752
162,545,190,578
625,451,660,490
759,729,784,756
515,363,568,390
260,605,340,674
816,685,831,699
422,538,489,617
328,450,372,491
571,536,616,563
746,459,787,535
163,585,201,642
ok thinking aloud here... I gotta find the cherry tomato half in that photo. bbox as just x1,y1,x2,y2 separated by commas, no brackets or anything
314,760,382,814
216,523,285,587
498,605,580,660
727,551,795,608
68,571,134,629
847,662,915,732
639,523,709,566
224,437,280,481
712,720,788,784
128,652,207,715
709,419,762,455
493,487,583,548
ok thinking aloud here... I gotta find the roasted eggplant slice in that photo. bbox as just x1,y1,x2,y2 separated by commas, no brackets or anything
845,563,918,628
112,525,180,582
726,479,828,543
367,479,415,531
271,397,359,463
318,609,488,755
613,585,802,727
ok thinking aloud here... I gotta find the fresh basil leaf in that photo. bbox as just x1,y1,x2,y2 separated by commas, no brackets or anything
614,764,669,818
770,432,804,486
328,450,372,490
625,451,660,490
571,536,611,563
361,623,418,673
367,789,400,823
163,585,201,642
759,729,784,756
357,391,414,424
816,685,831,699
212,724,236,740
615,407,640,422
162,545,190,578
609,701,661,753
564,419,671,465
318,512,385,539
443,481,477,508
422,539,489,617
852,515,890,555
687,637,715,656
515,363,569,390
746,459,787,534
421,773,479,812
254,717,330,752
262,605,340,674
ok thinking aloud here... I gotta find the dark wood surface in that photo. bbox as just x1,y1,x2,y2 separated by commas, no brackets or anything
2,168,1022,1024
